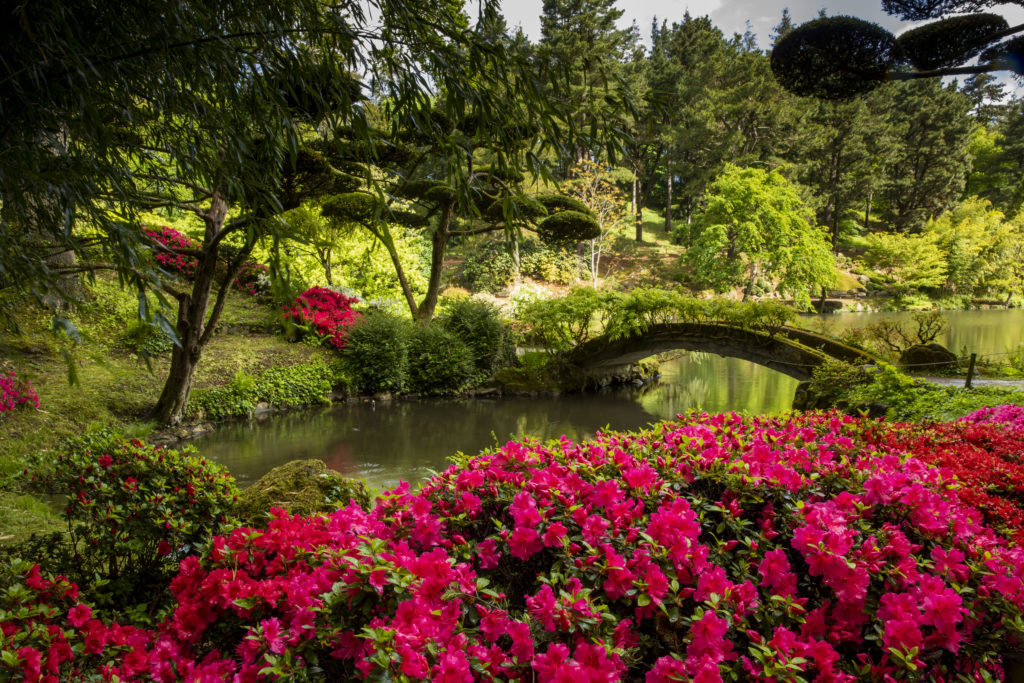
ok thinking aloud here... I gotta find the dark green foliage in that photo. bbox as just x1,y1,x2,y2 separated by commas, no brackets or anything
882,0,1007,21
19,436,237,616
483,196,549,223
980,35,1024,74
407,325,476,395
118,320,174,356
536,210,602,243
460,238,578,292
188,361,334,420
534,194,592,215
343,313,412,394
438,298,512,376
771,17,901,99
896,14,1008,70
807,358,874,407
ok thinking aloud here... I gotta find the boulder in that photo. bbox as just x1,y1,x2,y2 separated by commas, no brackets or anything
898,343,958,373
234,459,372,522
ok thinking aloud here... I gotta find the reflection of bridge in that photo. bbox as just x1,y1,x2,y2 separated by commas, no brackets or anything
567,323,879,381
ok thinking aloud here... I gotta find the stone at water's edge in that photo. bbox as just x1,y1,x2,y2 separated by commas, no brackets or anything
899,343,958,373
234,459,372,522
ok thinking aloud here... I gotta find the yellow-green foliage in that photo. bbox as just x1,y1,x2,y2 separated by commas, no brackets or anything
925,196,1021,295
515,287,796,352
261,204,429,304
861,232,947,291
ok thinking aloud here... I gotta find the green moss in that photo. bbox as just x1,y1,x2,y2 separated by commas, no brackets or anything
234,459,372,522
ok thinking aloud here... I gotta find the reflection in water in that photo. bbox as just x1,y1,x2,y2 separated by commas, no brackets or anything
194,391,664,490
192,309,1024,490
801,308,1024,359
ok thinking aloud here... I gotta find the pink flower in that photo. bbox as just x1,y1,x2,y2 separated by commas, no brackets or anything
687,610,733,664
67,604,93,628
508,526,543,560
476,538,501,569
526,585,558,631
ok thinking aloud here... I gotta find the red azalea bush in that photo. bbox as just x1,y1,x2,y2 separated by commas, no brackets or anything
144,225,269,295
23,438,238,608
0,559,153,682
866,411,1024,545
283,287,361,349
1,370,39,414
7,412,1024,681
145,226,198,278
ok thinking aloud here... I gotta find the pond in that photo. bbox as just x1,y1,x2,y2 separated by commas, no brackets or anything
192,307,1024,489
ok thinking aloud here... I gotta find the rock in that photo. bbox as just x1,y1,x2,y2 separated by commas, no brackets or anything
234,459,372,523
898,343,958,373
253,401,272,415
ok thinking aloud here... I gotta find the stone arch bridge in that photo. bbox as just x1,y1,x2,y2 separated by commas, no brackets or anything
566,322,879,383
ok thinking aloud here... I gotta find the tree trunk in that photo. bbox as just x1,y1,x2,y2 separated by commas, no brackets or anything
415,203,454,321
633,176,642,242
513,237,522,292
322,248,334,286
742,262,759,301
152,196,227,426
664,174,673,234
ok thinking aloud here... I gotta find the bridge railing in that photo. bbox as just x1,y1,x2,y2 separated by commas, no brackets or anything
515,287,798,353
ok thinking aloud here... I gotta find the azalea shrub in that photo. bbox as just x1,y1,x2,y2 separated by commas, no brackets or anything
863,404,1024,545
145,225,269,294
10,412,1024,681
283,287,362,350
0,370,39,414
0,559,153,682
146,225,199,279
22,438,237,611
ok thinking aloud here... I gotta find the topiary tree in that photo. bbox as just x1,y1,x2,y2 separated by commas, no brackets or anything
770,2,1023,100
683,165,836,308
318,117,600,321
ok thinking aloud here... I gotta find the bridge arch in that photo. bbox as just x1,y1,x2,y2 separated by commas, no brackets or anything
567,323,878,382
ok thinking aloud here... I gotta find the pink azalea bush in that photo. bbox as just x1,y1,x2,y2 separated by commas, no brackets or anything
283,287,361,349
5,412,1024,681
0,370,39,414
959,404,1024,431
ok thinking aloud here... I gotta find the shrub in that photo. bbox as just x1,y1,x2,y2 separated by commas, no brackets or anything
406,324,476,395
22,437,237,611
438,297,511,377
117,319,174,356
846,363,1024,421
11,412,1024,680
233,261,271,295
806,358,873,407
283,287,362,349
145,225,269,295
0,559,153,682
460,238,577,292
145,225,198,278
0,370,39,414
343,312,412,393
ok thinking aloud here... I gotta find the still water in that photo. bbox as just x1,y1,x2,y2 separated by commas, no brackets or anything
193,308,1024,489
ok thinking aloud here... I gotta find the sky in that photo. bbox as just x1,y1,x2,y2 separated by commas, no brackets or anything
493,0,1024,50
